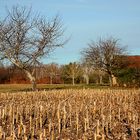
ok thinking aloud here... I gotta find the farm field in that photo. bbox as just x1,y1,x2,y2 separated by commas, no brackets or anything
0,89,139,139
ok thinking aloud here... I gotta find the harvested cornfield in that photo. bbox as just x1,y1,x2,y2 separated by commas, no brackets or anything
0,89,139,139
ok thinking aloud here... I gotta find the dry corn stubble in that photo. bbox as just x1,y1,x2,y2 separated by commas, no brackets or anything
0,89,139,139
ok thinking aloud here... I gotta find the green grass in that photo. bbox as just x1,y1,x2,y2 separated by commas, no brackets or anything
0,83,132,92
0,84,109,92
0,84,31,92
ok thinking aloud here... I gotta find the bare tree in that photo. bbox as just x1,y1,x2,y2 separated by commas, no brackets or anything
44,63,60,84
82,38,126,86
0,6,65,90
62,62,81,85
81,61,92,85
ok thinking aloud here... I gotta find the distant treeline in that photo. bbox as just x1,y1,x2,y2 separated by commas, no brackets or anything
0,55,140,87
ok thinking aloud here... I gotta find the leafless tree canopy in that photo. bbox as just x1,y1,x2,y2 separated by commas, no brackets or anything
0,6,65,90
82,38,126,86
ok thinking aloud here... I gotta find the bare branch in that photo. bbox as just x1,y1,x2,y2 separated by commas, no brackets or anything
81,37,127,86
0,6,66,90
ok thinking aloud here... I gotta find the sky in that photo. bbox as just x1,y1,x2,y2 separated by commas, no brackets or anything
0,0,140,64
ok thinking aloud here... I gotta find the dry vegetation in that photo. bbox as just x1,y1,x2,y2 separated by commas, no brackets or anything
0,89,139,139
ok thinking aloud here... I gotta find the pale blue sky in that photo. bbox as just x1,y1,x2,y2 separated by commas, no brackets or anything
0,0,140,64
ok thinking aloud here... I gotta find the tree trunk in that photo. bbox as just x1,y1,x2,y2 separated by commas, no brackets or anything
86,76,89,85
99,75,103,85
112,74,117,86
24,70,37,91
72,76,75,85
109,74,113,87
84,75,89,85
109,74,117,87
32,80,37,91
98,70,103,85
